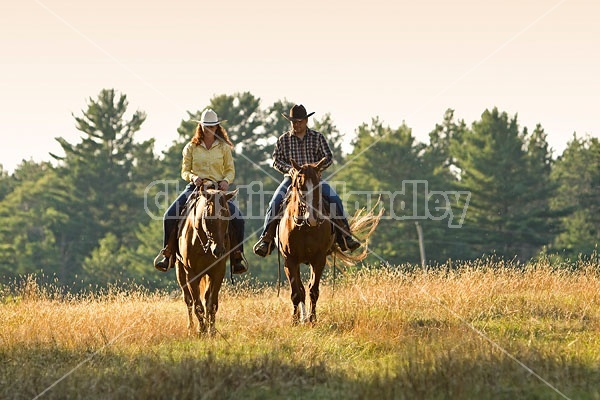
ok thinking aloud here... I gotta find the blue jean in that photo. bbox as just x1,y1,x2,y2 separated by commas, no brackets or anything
259,177,350,237
163,183,244,252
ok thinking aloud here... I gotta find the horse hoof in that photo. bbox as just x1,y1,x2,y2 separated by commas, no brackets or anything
196,324,207,336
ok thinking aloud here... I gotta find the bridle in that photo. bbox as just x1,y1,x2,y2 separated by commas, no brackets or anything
190,188,230,254
291,170,325,228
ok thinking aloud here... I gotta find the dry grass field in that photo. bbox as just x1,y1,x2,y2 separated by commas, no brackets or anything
1,259,599,399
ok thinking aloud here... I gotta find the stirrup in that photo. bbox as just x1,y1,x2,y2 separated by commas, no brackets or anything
337,235,360,253
231,251,249,274
343,235,360,252
154,256,169,272
253,239,273,257
154,248,173,272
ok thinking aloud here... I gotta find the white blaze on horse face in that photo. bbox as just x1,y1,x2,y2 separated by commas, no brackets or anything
304,180,318,227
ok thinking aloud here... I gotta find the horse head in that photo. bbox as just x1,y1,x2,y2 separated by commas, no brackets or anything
194,187,238,258
289,157,328,227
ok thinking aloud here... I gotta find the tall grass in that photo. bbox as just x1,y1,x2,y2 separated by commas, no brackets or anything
1,259,599,399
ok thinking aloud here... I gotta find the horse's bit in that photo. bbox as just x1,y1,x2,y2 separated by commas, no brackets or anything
292,183,325,228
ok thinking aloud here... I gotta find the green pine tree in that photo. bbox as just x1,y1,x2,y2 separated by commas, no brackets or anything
551,135,600,255
50,88,148,280
337,118,427,265
0,169,68,279
450,108,559,260
422,109,471,261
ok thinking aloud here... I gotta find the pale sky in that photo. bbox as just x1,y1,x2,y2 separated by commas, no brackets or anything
1,0,598,173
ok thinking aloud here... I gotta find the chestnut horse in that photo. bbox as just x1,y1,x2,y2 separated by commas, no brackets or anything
176,183,237,335
277,158,337,324
278,159,383,324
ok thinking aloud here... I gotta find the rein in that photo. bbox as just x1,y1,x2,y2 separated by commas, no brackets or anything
190,189,229,255
277,242,282,297
290,180,325,228
192,204,213,254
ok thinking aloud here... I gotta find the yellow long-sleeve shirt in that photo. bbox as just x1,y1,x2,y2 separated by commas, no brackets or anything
180,140,235,184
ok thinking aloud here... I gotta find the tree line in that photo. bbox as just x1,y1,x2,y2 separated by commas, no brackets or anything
0,89,598,289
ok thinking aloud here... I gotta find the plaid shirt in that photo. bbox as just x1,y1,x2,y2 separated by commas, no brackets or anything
272,128,334,175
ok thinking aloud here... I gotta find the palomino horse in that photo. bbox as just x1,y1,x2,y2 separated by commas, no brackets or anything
176,182,237,335
278,158,337,324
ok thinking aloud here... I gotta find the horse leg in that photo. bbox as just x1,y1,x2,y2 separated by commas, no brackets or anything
213,266,225,336
176,263,195,333
201,275,216,337
284,258,306,325
189,276,206,335
308,260,326,323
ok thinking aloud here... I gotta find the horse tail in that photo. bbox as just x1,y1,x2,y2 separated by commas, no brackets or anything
328,198,384,266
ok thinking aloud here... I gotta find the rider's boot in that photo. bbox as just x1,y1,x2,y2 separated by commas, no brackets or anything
333,221,361,252
337,233,361,252
253,222,277,257
231,250,249,274
154,246,172,272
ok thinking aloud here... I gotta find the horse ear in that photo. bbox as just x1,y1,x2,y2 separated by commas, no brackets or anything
290,159,301,171
314,157,328,172
225,188,239,201
199,181,210,196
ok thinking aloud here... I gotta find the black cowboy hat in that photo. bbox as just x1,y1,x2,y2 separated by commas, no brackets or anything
282,104,315,121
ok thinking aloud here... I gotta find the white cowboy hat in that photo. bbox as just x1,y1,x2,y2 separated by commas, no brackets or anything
193,109,226,126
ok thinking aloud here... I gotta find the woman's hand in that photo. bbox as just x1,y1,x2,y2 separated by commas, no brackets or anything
193,176,205,186
218,180,229,191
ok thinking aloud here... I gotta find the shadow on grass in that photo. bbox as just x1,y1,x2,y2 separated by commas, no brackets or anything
1,345,598,400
